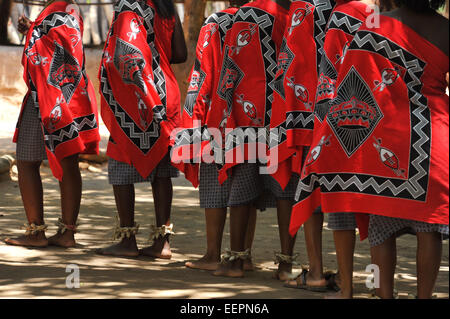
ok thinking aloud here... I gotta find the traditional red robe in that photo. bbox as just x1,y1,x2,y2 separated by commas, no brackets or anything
99,0,180,179
290,16,449,239
269,0,348,189
172,8,238,188
216,0,290,184
14,1,100,181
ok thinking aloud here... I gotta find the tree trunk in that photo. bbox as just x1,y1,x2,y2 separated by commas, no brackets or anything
0,0,13,44
173,0,207,108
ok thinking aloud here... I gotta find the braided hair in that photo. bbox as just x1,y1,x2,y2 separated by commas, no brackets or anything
393,0,445,12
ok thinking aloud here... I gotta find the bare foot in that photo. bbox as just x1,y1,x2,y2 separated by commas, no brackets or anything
139,235,172,259
48,231,76,248
96,237,139,257
244,257,255,271
185,255,220,271
273,261,293,281
4,232,48,248
213,260,244,278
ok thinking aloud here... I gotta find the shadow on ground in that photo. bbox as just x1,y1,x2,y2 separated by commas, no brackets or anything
0,166,448,299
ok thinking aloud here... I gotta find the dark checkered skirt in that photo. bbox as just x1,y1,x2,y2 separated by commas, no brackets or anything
327,213,357,231
199,163,230,209
108,153,179,185
227,163,299,209
368,214,449,247
16,96,47,162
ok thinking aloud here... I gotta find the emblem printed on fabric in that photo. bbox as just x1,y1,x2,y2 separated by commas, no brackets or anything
184,59,207,117
373,67,402,92
336,41,351,65
114,37,147,95
46,95,64,132
217,47,244,116
27,51,49,66
286,77,313,111
288,4,313,35
47,41,82,104
273,38,295,99
303,135,331,174
127,17,144,42
202,24,218,49
69,32,81,53
135,91,149,128
236,94,261,124
327,66,384,157
373,137,406,178
231,23,258,56
315,53,337,122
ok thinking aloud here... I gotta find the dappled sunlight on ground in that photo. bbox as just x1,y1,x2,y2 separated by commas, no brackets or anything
0,165,448,299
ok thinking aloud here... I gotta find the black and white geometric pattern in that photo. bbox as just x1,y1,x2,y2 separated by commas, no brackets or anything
327,66,383,157
311,0,336,74
44,113,97,152
113,38,147,95
327,11,363,35
100,67,161,155
206,11,235,52
47,41,82,104
296,30,431,203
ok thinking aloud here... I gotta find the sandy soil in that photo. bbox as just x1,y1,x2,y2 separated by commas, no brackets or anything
0,161,448,299
0,48,448,299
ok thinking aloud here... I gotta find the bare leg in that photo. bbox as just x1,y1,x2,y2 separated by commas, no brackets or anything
5,160,47,247
416,232,442,299
325,230,356,299
140,177,173,259
185,208,227,270
274,199,297,281
96,184,139,257
370,235,396,299
213,205,250,278
244,206,257,271
48,154,81,248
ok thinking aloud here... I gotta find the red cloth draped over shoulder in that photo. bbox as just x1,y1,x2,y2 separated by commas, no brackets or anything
99,0,180,179
14,1,100,181
172,8,238,188
216,0,289,184
289,15,449,240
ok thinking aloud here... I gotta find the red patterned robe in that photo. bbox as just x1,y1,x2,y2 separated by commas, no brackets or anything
216,0,290,184
14,1,100,181
172,8,238,188
269,0,346,189
290,15,449,239
99,0,180,179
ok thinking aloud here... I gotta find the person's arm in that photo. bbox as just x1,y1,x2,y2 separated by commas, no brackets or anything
18,15,32,35
170,10,187,64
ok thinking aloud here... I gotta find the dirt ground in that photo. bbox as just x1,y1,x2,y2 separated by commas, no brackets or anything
0,152,448,299
0,73,448,300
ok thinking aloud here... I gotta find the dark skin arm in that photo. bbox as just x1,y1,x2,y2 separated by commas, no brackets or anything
18,15,32,35
170,10,187,64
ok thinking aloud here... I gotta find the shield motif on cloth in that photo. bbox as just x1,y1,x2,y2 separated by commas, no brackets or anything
327,66,383,157
114,37,147,95
47,41,82,103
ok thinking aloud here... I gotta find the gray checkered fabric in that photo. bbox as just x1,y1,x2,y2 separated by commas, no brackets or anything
262,173,299,200
368,214,449,247
199,163,230,209
108,153,179,185
16,96,47,162
327,213,357,231
227,163,266,207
